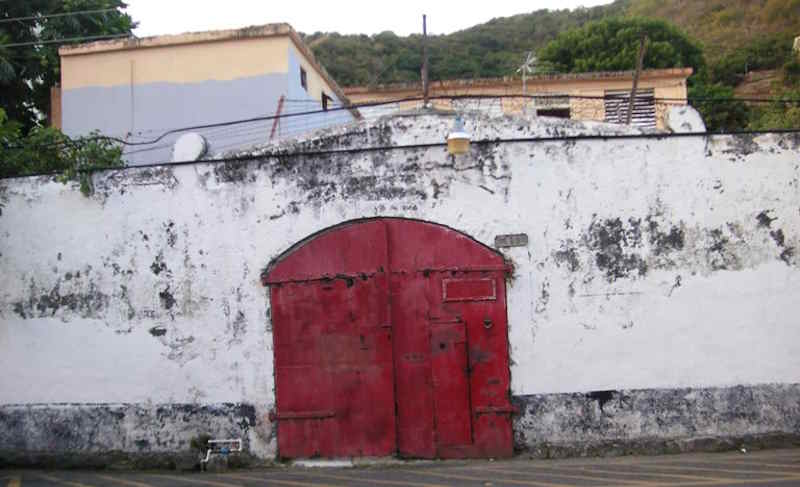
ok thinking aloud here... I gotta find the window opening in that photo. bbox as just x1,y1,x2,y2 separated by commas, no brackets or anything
300,67,308,91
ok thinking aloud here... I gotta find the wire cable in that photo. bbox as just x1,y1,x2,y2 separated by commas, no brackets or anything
0,33,130,48
4,128,800,180
4,93,800,153
0,7,118,24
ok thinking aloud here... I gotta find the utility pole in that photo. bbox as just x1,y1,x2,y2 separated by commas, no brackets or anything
516,52,536,115
627,34,648,125
422,14,429,108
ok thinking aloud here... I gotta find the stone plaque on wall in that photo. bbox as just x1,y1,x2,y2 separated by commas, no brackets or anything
495,233,529,248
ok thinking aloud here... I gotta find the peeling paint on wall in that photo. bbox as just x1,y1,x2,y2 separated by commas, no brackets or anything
0,112,798,463
12,272,109,320
0,402,267,468
513,383,800,457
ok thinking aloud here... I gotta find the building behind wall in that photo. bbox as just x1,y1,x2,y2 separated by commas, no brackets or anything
0,111,798,466
344,68,692,130
53,24,356,165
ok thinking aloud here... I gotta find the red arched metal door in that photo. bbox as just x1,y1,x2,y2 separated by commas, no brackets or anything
263,218,513,459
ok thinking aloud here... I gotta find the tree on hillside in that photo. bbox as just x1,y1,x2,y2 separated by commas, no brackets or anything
0,108,123,194
688,81,750,132
626,0,800,63
537,17,704,73
305,3,626,86
0,0,135,132
747,89,800,131
710,33,796,86
0,1,131,183
536,16,767,132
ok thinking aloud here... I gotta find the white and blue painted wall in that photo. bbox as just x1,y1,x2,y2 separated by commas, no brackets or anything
59,28,355,166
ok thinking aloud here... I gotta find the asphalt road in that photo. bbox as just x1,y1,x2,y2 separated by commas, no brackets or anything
3,448,800,487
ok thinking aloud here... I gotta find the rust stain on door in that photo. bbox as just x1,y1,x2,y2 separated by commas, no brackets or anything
264,218,513,459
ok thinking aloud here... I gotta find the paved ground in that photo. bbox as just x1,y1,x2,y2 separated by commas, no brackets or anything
3,448,800,487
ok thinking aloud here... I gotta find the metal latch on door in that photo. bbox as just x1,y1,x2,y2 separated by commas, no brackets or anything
268,410,336,421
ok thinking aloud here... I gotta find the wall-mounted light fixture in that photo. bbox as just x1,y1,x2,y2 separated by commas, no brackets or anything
447,116,471,155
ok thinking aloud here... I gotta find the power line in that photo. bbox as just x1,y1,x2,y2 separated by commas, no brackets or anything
74,94,800,148
4,128,800,181
4,93,800,153
0,33,130,48
0,7,118,24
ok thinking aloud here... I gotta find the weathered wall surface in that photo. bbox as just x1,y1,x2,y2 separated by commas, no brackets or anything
514,384,800,457
570,95,605,122
345,69,689,129
60,37,292,89
61,36,294,166
282,47,354,140
0,403,257,468
1,112,798,465
60,35,354,166
63,74,289,165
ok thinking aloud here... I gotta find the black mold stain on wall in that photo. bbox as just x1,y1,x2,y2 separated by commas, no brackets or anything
150,251,169,276
585,390,616,413
164,221,178,248
556,216,687,282
512,383,800,457
584,217,648,282
149,326,167,337
159,286,177,310
706,228,736,271
756,210,777,228
202,119,512,210
755,210,796,266
12,274,109,319
553,243,581,272
214,161,258,184
648,219,685,255
93,166,179,201
565,209,794,281
0,403,258,468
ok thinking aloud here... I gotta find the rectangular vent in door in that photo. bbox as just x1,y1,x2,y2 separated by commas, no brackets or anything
442,278,496,302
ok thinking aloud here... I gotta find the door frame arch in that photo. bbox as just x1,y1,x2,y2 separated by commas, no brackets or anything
262,217,514,459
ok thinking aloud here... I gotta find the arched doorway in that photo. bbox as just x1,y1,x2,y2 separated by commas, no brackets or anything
262,218,514,459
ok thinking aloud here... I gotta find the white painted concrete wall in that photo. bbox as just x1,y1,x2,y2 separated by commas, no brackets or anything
1,113,798,459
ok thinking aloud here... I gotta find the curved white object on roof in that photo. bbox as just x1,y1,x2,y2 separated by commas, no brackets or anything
172,132,208,162
666,105,706,133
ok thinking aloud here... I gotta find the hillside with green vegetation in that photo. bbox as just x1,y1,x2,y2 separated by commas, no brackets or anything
625,0,800,62
303,3,627,86
303,0,800,87
304,0,800,131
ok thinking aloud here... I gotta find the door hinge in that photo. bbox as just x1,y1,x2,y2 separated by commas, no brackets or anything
269,410,336,421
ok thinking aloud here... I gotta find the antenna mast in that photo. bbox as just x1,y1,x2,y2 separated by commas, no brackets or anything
422,14,429,108
516,51,536,115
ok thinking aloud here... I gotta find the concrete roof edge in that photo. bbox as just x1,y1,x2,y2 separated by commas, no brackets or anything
57,22,359,118
58,23,295,56
343,68,694,94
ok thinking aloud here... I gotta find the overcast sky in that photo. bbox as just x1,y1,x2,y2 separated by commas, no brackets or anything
126,0,615,38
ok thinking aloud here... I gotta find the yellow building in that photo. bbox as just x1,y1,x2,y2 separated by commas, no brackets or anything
344,68,693,130
56,24,355,164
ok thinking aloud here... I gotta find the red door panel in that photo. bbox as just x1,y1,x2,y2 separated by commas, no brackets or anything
431,321,472,448
425,271,515,458
267,219,389,283
270,269,395,458
391,272,437,458
266,218,513,459
387,219,506,272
